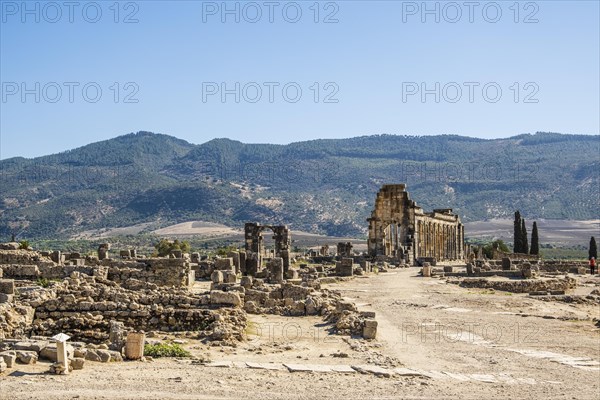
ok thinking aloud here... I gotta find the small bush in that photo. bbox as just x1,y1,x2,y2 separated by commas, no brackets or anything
143,343,191,358
36,277,51,288
19,240,30,250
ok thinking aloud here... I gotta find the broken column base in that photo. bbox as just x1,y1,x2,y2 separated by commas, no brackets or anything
50,361,73,375
422,262,431,277
363,320,378,339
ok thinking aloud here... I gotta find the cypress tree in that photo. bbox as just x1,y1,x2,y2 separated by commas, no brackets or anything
513,211,522,253
530,221,539,255
590,237,598,260
521,219,528,255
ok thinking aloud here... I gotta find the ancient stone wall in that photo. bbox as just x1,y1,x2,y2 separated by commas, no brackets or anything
0,254,195,288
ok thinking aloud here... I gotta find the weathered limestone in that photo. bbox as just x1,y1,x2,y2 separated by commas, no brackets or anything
215,258,234,271
367,184,465,264
422,262,432,277
0,351,16,368
360,261,372,273
97,244,109,261
211,270,224,284
0,279,15,294
336,258,354,277
269,258,284,283
244,222,291,274
108,321,126,352
455,276,576,293
210,291,242,306
337,242,353,257
363,320,378,339
227,252,241,274
125,331,145,360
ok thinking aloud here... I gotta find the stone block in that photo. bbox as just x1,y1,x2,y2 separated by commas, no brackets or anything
360,261,371,273
466,263,473,275
0,293,13,303
269,258,284,283
225,271,237,283
363,320,378,339
240,276,253,289
422,263,431,277
215,258,234,270
14,341,48,353
70,357,85,370
286,269,299,279
40,344,74,362
211,270,224,284
210,290,242,306
16,350,38,364
0,351,16,368
338,264,353,277
502,258,512,270
443,266,453,273
227,251,240,273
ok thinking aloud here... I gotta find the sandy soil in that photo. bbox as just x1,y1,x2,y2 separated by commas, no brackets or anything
2,269,599,400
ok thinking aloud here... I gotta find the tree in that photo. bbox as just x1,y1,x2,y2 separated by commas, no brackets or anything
154,239,191,257
530,221,539,255
513,211,522,253
521,219,528,255
482,239,510,259
590,236,598,260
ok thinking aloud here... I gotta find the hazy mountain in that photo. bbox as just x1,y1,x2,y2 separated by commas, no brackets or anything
1,131,598,239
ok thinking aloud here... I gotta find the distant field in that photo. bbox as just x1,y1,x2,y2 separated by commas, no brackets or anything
69,219,597,254
464,219,599,246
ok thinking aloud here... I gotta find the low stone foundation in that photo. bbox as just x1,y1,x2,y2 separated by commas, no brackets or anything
453,276,577,293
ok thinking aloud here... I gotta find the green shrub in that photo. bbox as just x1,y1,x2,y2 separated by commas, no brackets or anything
154,239,191,257
143,343,191,358
36,277,51,288
19,240,30,250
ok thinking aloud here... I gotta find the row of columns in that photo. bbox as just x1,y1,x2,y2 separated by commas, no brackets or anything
416,219,463,261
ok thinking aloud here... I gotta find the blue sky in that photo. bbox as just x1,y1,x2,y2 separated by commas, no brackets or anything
1,0,599,159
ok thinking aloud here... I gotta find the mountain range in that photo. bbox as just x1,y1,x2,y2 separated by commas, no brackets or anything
1,131,598,240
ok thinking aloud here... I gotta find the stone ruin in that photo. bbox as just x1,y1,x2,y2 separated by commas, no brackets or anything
0,235,379,374
367,184,465,265
337,242,353,257
244,222,291,274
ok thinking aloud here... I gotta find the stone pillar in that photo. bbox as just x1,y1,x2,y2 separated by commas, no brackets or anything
269,257,284,283
52,333,71,375
422,262,431,277
109,320,126,352
228,251,240,274
51,250,62,264
238,251,247,275
246,252,260,276
97,245,109,261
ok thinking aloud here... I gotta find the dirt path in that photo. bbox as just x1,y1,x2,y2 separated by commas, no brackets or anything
1,269,599,399
329,269,600,393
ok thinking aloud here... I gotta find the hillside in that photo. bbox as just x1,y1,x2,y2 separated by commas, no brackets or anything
0,131,598,239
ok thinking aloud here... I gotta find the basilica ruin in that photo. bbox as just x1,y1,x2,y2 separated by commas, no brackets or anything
367,184,465,264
